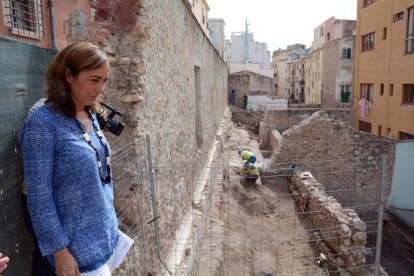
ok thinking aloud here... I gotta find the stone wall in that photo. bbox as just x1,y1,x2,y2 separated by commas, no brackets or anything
231,107,263,134
268,130,282,150
271,111,395,216
248,71,274,95
93,0,228,273
290,174,368,275
228,70,274,108
261,108,353,133
228,72,249,108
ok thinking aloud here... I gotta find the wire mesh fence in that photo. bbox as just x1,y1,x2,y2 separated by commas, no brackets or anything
110,134,386,275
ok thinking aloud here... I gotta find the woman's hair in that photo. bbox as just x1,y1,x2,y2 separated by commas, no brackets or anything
45,42,108,117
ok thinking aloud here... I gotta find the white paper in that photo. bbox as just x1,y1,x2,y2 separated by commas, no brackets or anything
108,230,134,272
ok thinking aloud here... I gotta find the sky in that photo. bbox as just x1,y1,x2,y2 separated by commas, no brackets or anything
208,0,357,52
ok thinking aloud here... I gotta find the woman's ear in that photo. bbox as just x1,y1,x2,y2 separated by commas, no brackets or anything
66,68,72,84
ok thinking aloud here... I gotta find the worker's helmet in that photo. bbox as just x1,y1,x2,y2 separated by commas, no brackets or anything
244,161,249,166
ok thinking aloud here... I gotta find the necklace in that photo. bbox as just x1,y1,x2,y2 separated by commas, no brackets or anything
74,110,111,184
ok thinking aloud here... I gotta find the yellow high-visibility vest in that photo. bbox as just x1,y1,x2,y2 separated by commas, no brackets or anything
241,150,254,161
247,164,260,176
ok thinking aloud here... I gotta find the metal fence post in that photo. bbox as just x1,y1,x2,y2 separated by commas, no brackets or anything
146,135,172,274
374,155,387,276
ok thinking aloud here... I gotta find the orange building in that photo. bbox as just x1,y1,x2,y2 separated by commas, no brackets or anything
354,0,414,140
0,0,97,49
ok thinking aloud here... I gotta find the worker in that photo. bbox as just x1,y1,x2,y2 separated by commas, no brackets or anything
243,162,260,185
238,149,256,164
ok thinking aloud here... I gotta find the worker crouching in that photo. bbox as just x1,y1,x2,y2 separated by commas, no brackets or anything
243,162,260,185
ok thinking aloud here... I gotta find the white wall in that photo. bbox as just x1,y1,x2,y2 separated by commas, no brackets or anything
389,141,414,227
247,95,288,111
208,18,225,57
231,32,270,66
230,62,274,78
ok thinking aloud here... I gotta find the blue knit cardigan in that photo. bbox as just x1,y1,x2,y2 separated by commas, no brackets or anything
18,104,118,272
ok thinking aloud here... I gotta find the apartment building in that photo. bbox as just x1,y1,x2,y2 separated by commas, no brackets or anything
287,44,307,103
309,17,356,107
190,0,210,36
0,0,95,49
208,18,225,57
272,49,289,97
354,0,414,140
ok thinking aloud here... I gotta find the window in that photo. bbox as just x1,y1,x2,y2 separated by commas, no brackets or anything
363,0,376,8
362,32,375,51
393,11,404,22
407,7,414,53
403,84,414,104
340,85,351,102
342,48,352,59
387,127,391,137
359,121,372,133
3,0,43,38
378,126,382,135
361,83,374,101
389,84,394,96
327,32,330,41
383,28,387,40
399,131,414,140
380,83,384,95
320,27,324,37
341,85,351,93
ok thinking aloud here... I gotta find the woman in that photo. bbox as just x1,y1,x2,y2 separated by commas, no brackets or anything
19,42,118,275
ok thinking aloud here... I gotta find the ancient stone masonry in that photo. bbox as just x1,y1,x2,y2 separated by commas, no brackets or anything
76,0,229,274
270,111,395,216
290,174,368,275
228,72,249,108
261,108,353,133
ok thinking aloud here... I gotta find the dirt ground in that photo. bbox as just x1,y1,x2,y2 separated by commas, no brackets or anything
197,124,322,275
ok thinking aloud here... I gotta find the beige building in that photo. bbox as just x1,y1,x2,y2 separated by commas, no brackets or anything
288,59,305,103
308,17,356,106
354,0,414,140
272,49,290,97
304,55,312,103
309,49,323,104
190,0,210,36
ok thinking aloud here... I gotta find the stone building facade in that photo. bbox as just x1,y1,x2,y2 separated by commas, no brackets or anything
228,70,274,108
82,0,228,273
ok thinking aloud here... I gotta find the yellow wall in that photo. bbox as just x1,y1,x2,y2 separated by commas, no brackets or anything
354,0,414,140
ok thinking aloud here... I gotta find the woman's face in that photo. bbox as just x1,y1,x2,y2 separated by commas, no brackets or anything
67,62,110,111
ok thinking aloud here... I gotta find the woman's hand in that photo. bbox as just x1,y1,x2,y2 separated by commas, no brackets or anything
0,252,10,273
54,248,80,276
